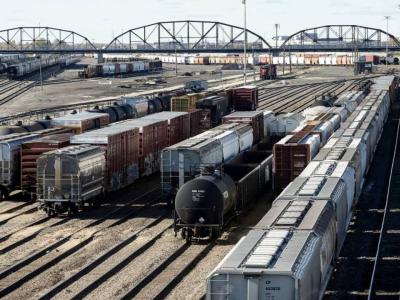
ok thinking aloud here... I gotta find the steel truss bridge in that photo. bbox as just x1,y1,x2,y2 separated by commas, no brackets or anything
0,23,399,55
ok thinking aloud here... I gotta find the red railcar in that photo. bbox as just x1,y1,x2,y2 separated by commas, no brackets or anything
21,133,73,193
141,112,191,146
260,64,277,80
229,86,259,111
71,126,140,192
273,131,321,191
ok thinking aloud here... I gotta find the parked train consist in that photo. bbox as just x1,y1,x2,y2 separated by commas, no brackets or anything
0,84,221,203
172,87,372,241
138,53,399,66
78,60,162,78
0,54,27,74
273,91,366,191
174,142,273,241
0,127,73,199
36,110,207,215
7,55,80,79
161,113,265,201
206,76,395,300
260,64,277,80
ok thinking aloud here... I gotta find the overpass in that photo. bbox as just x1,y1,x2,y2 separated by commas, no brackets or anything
0,22,398,55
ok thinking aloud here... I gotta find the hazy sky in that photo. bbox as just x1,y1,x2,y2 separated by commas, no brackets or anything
4,0,400,42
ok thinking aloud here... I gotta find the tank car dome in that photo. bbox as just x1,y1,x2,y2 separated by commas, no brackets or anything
175,175,236,226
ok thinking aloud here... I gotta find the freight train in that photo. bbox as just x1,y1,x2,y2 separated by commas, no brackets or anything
172,86,371,241
161,111,265,201
7,55,80,79
35,111,205,216
206,76,395,300
0,90,216,202
0,80,228,136
137,53,400,66
0,54,27,74
259,64,277,80
174,142,273,241
78,60,162,78
0,84,254,213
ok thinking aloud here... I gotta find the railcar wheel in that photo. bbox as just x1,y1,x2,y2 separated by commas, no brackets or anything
185,229,193,243
211,227,221,239
181,228,187,239
67,205,78,216
0,186,9,200
46,207,54,218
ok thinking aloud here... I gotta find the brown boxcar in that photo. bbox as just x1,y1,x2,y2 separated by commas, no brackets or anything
229,86,259,111
141,112,191,145
113,119,169,176
188,108,211,136
21,133,73,193
305,54,313,65
127,63,133,73
311,55,319,65
222,111,264,143
71,126,140,192
273,131,321,191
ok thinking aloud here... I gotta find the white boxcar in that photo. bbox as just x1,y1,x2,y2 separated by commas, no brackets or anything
102,63,116,75
213,131,240,163
133,61,145,72
119,63,128,74
263,111,276,138
210,123,253,153
268,112,304,136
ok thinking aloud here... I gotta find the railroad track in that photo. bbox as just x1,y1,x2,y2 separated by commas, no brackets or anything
367,109,400,299
0,187,166,298
0,202,38,226
39,217,173,299
257,80,341,112
0,182,162,254
0,200,34,215
257,78,368,114
0,65,79,107
324,101,400,299
0,81,37,105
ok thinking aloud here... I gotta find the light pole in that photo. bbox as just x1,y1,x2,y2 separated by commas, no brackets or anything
175,42,178,77
274,23,280,49
38,55,43,92
242,0,247,85
384,16,390,68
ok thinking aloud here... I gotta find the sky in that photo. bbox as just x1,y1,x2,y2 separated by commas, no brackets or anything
3,0,400,42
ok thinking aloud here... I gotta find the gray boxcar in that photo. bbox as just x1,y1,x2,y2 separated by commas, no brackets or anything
37,145,106,216
207,230,323,300
161,135,224,198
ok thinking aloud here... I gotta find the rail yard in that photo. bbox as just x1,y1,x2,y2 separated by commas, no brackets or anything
1,4,400,299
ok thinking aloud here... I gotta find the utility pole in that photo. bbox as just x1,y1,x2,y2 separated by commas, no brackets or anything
274,23,280,49
384,16,390,68
175,42,178,77
242,0,247,85
38,55,43,92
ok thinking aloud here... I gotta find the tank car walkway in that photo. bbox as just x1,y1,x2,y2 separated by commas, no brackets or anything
324,101,400,299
